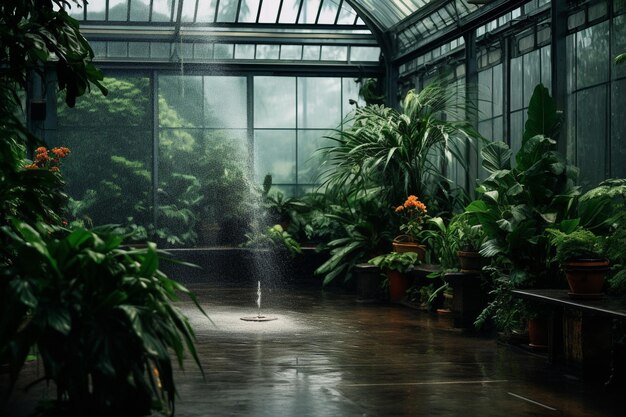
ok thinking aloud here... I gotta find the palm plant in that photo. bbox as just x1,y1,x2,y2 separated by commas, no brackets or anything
319,80,480,212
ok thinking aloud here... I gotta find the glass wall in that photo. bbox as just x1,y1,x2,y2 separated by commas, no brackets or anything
567,3,626,189
58,71,360,246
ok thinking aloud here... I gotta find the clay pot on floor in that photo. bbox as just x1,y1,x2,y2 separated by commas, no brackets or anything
528,317,549,349
456,250,482,272
387,270,413,302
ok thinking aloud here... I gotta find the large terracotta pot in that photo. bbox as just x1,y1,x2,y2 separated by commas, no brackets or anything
387,270,412,302
564,259,610,298
392,236,426,261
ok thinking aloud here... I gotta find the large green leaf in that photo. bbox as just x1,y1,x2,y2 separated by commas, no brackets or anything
523,83,561,143
481,141,511,173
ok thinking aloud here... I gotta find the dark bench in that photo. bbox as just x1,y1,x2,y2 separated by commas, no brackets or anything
513,289,626,383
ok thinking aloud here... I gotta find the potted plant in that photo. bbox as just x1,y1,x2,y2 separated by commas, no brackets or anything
392,195,428,260
452,216,485,272
548,228,609,298
368,251,419,302
0,222,205,416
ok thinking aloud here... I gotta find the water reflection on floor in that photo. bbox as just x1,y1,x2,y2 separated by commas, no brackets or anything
173,285,624,417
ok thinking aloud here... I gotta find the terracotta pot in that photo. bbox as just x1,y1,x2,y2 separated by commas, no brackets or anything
528,317,549,349
456,250,482,272
564,259,610,298
387,270,412,302
392,240,426,261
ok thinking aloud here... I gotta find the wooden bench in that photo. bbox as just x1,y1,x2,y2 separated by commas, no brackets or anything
513,289,626,383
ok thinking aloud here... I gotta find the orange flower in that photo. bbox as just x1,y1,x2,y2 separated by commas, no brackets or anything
35,146,47,154
49,166,60,172
24,163,38,170
395,205,405,213
35,152,50,162
52,147,71,158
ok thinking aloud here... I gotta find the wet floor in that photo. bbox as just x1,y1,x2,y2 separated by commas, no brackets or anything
3,284,625,416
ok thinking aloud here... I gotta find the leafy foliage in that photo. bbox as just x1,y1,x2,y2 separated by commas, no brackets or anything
242,224,302,257
368,251,419,273
547,228,604,264
319,80,480,214
0,222,205,416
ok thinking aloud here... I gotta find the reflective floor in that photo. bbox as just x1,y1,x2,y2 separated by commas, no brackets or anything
3,284,625,416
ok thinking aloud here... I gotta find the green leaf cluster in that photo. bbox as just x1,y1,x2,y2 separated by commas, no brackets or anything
0,222,205,416
368,251,419,273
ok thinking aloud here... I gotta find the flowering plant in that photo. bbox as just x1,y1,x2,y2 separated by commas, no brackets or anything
394,195,428,242
24,146,71,172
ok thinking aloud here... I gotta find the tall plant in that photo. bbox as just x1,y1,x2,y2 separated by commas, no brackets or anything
319,80,479,213
469,84,580,331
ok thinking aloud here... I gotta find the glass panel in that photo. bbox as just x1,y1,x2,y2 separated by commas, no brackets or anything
151,43,171,59
109,0,128,20
258,0,280,23
181,0,198,22
321,46,347,61
196,0,218,22
254,77,296,128
159,128,249,247
540,45,551,90
298,130,333,183
566,34,576,94
342,77,363,122
478,69,492,120
297,78,341,129
214,43,234,59
337,4,357,24
299,0,322,24
613,14,626,80
235,44,255,59
239,0,261,22
58,76,153,231
177,42,193,59
576,85,607,189
159,76,204,128
317,0,339,24
194,43,213,59
67,2,85,19
204,77,247,128
493,116,503,142
87,0,107,19
510,55,523,111
130,0,151,21
108,42,128,58
217,0,238,22
351,47,380,62
254,130,296,183
492,64,503,116
279,0,301,23
302,45,321,60
280,45,302,60
611,78,626,178
129,42,150,58
510,110,524,157
523,49,540,106
256,44,280,59
91,41,107,58
152,0,174,22
576,22,610,89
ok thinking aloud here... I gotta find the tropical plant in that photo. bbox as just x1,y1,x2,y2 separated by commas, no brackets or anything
419,217,459,269
548,227,605,264
467,83,580,332
368,251,419,273
0,221,205,416
319,80,480,213
242,224,302,257
452,215,485,253
314,188,392,286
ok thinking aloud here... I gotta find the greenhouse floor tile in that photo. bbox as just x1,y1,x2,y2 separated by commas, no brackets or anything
3,283,625,417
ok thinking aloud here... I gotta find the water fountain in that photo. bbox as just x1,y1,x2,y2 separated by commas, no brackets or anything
240,281,277,322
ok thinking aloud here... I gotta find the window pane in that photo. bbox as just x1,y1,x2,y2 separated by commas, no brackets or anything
297,77,341,129
303,45,321,60
235,44,255,59
254,77,296,128
478,69,492,120
109,0,128,20
611,79,626,178
214,43,234,59
255,130,296,183
129,42,150,58
576,85,607,189
129,0,150,21
256,44,280,59
217,0,238,22
204,76,247,128
300,0,322,24
159,76,204,128
510,110,524,157
342,78,363,122
523,49,540,105
258,0,280,23
613,14,626,79
279,0,301,24
87,0,107,19
297,130,332,184
196,0,217,22
280,45,302,60
351,47,380,62
492,64,503,116
576,22,609,89
510,56,523,111
321,46,347,61
239,0,261,22
152,0,174,22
